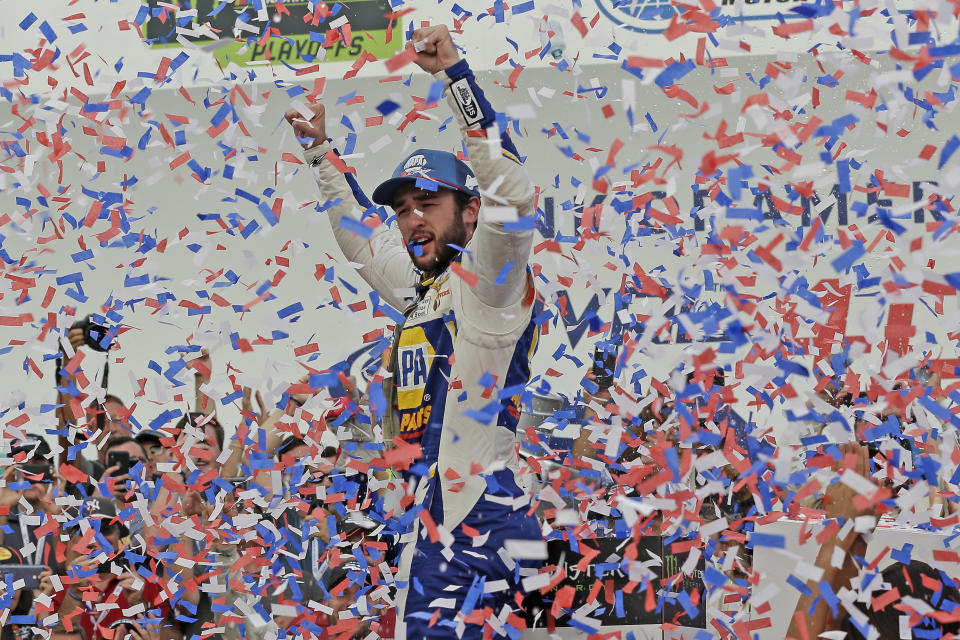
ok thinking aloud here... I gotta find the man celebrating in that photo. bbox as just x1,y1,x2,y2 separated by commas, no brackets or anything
287,24,542,639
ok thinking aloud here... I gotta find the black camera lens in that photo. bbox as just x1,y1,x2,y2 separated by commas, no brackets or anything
72,314,113,352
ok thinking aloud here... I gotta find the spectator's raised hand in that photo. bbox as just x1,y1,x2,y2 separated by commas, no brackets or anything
67,326,86,352
37,566,54,597
0,465,22,508
117,568,144,605
825,442,885,522
241,386,268,426
97,464,131,503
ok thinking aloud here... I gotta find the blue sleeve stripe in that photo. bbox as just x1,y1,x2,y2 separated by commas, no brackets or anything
329,145,373,209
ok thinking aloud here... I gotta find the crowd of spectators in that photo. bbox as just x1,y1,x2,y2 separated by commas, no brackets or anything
4,329,960,640
0,329,397,640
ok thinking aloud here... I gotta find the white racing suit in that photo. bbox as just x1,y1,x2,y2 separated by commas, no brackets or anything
303,59,542,639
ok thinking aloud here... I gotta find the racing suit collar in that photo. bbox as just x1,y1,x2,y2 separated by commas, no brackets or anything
415,252,462,297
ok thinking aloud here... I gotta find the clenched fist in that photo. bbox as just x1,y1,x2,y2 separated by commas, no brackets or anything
285,102,327,150
411,24,461,74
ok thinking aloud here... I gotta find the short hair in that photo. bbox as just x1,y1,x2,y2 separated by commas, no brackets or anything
452,189,472,213
842,560,960,639
105,436,146,457
452,189,479,236
175,412,224,450
103,393,126,407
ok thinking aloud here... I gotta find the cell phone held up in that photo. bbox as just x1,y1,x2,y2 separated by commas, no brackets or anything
592,346,617,390
2,564,46,590
107,451,131,476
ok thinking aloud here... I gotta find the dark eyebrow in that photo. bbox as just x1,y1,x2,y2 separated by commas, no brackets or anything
394,191,438,212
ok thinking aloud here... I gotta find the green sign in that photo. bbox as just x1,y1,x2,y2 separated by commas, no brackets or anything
144,0,402,66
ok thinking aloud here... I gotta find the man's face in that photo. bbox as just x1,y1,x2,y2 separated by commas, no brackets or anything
108,441,148,468
20,456,49,506
140,438,170,477
191,423,222,472
393,185,478,271
281,444,336,493
103,399,126,437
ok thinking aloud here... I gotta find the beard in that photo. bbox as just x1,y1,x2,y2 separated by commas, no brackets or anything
409,210,467,273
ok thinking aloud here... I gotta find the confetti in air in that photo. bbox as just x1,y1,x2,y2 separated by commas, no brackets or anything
1,1,960,639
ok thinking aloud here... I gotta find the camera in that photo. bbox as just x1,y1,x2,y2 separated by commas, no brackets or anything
71,314,113,352
592,345,618,390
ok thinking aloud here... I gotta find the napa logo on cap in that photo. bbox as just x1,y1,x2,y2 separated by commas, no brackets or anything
402,154,431,175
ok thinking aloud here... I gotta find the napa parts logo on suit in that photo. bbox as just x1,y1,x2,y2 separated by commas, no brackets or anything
396,326,433,407
594,0,812,33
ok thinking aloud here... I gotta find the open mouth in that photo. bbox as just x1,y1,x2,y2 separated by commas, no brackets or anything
408,235,433,256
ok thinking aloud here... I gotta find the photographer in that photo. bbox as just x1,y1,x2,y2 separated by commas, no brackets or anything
0,435,64,568
59,316,130,484
95,438,150,542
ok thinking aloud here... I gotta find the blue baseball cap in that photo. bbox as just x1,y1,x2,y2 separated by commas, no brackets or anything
372,148,481,206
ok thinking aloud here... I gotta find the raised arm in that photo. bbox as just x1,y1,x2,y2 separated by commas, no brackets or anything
413,26,536,310
286,105,417,310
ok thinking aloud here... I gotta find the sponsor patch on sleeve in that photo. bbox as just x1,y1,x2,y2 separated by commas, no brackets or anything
451,77,484,126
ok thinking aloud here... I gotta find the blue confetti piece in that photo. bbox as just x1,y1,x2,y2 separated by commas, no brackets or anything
750,532,785,548
504,216,536,231
258,201,279,226
130,87,152,106
415,176,438,191
337,216,372,238
727,207,764,220
677,590,699,619
702,565,726,590
376,99,400,115
241,219,260,239
655,59,695,88
831,241,865,272
426,81,445,105
944,272,960,292
278,302,303,319
818,579,839,615
938,134,960,169
837,158,850,193
494,262,515,285
19,13,37,30
664,446,680,481
877,209,907,234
